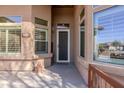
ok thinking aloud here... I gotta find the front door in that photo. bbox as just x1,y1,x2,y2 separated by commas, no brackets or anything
56,29,70,63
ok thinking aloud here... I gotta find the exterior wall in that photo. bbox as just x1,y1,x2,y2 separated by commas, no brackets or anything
52,6,74,63
74,5,93,84
0,5,52,70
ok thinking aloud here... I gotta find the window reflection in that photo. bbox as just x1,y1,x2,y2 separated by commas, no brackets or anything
0,16,22,23
94,6,124,65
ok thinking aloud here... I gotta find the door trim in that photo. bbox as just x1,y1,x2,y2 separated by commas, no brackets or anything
56,28,70,63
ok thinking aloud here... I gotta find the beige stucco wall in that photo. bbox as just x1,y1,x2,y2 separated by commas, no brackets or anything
0,5,32,21
52,6,74,63
0,5,52,70
74,5,90,84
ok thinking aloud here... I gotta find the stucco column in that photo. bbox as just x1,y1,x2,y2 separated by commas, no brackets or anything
22,22,34,59
85,6,93,63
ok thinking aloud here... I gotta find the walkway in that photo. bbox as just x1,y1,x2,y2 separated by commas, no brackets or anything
0,64,87,88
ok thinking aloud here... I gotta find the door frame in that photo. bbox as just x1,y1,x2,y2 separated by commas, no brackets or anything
56,28,70,63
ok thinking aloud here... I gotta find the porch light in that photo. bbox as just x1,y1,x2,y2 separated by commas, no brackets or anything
22,32,30,38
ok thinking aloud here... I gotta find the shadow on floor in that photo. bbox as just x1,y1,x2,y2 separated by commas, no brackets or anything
0,63,87,88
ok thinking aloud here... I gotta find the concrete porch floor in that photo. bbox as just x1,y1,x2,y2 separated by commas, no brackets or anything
0,64,87,88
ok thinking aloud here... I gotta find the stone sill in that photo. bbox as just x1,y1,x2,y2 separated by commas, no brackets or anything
35,53,53,58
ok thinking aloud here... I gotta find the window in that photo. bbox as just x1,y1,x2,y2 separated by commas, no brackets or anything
80,21,85,57
34,17,48,54
35,17,48,26
35,28,48,54
0,16,21,54
94,6,124,65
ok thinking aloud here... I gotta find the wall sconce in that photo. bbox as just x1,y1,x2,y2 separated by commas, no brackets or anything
22,32,30,38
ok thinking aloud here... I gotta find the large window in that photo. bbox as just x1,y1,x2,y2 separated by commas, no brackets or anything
0,16,21,54
35,28,48,54
94,6,124,65
80,21,85,57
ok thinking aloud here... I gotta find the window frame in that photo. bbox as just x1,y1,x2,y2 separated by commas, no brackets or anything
35,28,48,54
